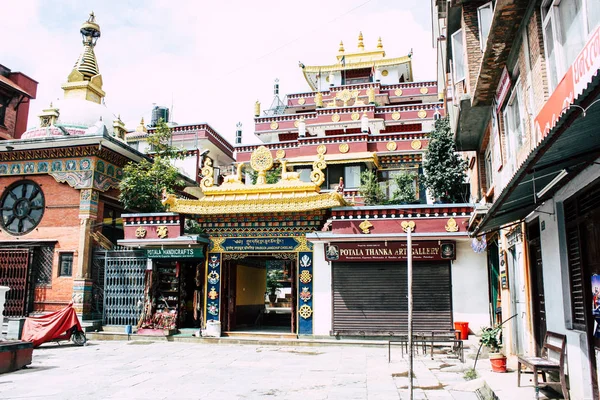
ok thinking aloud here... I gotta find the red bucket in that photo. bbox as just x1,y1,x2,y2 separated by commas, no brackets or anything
454,321,469,340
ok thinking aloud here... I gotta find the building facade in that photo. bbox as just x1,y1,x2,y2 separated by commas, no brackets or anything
0,64,37,140
121,35,488,338
0,13,148,323
434,0,600,397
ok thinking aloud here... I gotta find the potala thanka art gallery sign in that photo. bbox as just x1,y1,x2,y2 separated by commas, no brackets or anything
325,241,456,262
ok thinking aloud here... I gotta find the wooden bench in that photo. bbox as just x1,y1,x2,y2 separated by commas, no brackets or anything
517,331,569,400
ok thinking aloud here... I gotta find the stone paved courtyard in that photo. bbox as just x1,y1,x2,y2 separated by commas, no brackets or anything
0,340,477,400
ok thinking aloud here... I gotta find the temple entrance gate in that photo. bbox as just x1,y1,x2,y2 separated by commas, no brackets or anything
205,237,314,336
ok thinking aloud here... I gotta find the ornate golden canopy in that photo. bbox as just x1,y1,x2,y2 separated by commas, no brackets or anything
162,146,348,215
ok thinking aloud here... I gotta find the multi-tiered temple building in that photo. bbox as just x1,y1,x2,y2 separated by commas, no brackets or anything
122,34,489,339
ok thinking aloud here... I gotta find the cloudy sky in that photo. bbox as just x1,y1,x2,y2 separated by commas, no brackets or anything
2,0,436,144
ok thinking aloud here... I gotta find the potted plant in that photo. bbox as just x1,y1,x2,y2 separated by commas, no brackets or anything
480,325,507,373
266,270,283,305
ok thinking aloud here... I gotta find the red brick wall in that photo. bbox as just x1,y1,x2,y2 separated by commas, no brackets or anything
462,1,487,97
0,97,17,140
9,72,38,139
0,176,80,311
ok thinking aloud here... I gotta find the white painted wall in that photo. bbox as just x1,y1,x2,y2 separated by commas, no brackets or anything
451,240,490,334
173,155,197,180
312,243,332,336
534,160,600,400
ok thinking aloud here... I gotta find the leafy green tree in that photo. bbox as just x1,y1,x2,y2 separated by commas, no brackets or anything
389,172,417,204
422,117,467,203
119,119,185,212
359,170,386,205
248,164,282,185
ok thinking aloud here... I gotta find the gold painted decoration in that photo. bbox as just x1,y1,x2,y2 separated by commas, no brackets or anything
392,112,401,121
381,70,389,77
317,145,327,155
250,146,274,185
338,89,353,106
386,141,397,151
351,112,360,121
395,89,403,96
135,227,147,239
298,97,306,105
200,158,214,188
359,219,373,234
300,270,312,283
331,113,341,122
339,143,349,153
208,287,219,300
401,220,416,233
299,305,313,319
270,121,279,130
411,140,422,150
420,87,429,94
445,217,459,232
294,120,300,128
276,149,286,159
418,109,427,119
156,226,169,238
315,92,323,107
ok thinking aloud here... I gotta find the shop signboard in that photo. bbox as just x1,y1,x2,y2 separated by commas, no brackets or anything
220,237,299,252
146,248,204,259
534,24,600,139
324,241,455,262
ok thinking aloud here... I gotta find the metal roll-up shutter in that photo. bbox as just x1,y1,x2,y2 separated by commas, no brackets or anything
332,261,452,335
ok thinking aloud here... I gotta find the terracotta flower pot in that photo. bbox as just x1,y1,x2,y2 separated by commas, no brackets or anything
489,353,507,373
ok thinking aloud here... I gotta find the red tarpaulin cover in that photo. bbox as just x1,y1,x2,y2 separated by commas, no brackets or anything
21,304,82,347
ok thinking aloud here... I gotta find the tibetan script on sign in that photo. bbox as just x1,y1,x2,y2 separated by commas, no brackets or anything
325,241,455,262
220,237,299,252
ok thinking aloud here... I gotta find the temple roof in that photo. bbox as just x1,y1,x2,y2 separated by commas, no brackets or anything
161,145,349,215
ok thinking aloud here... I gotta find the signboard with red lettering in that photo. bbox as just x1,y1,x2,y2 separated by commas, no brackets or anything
534,24,600,139
495,67,511,111
324,241,456,262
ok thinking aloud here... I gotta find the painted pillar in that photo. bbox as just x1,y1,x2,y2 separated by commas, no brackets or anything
298,251,314,335
205,253,221,322
72,188,98,319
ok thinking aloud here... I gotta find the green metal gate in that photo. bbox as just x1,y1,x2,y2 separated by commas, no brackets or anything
103,249,147,326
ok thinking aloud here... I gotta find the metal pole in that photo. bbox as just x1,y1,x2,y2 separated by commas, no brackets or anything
407,226,414,400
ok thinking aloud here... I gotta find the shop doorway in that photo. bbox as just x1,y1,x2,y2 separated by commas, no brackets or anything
221,254,296,335
527,219,547,356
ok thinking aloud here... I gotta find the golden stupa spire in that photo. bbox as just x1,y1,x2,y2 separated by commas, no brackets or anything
358,32,364,51
377,37,383,49
62,12,105,103
338,41,345,53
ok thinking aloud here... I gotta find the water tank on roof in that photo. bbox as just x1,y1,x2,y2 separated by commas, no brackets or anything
150,106,169,127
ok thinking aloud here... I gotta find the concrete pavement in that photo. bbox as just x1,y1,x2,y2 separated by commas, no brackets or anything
0,340,478,400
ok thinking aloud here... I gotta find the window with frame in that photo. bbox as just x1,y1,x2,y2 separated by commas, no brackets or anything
484,145,494,190
503,83,525,169
59,252,74,277
542,0,589,92
295,167,312,183
451,29,466,82
478,2,494,50
326,164,365,190
380,169,419,202
0,94,9,126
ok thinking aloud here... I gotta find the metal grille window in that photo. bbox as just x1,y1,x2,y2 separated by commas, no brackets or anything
59,252,73,277
33,246,54,286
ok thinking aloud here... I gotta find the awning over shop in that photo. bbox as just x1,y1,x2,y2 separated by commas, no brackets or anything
474,76,600,235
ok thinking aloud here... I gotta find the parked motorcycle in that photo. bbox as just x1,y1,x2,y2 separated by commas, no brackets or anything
21,302,86,347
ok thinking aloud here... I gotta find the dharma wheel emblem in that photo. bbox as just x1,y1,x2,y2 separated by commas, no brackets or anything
250,146,274,185
299,305,313,319
135,227,147,238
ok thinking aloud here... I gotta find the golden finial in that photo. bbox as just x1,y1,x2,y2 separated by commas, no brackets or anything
358,31,364,50
254,100,261,117
338,41,345,53
135,117,147,133
377,37,383,49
